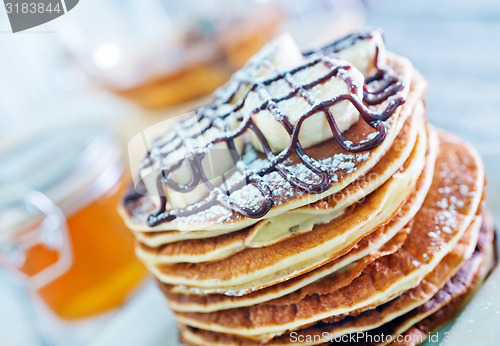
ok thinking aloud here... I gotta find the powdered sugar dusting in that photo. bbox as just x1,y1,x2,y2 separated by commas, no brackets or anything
431,161,473,240
176,205,233,225
287,163,322,184
230,184,266,211
164,148,372,224
261,171,295,204
433,196,460,237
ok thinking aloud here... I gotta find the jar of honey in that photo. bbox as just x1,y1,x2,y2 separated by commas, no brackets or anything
0,124,147,319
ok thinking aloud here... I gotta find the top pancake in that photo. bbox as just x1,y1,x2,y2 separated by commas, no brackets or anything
121,52,418,233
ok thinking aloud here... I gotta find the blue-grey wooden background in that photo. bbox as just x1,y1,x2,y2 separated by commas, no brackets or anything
367,0,500,224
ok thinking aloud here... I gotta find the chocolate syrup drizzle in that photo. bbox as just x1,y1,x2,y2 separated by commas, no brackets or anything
128,29,406,227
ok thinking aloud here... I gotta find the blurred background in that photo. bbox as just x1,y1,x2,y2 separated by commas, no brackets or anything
0,0,498,345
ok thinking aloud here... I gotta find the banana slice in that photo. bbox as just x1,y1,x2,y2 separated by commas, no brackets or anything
235,34,367,153
336,29,386,76
248,63,364,152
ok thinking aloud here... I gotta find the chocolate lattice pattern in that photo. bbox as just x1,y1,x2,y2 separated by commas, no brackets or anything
134,30,406,226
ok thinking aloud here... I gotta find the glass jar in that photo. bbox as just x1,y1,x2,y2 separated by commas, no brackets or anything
0,124,147,319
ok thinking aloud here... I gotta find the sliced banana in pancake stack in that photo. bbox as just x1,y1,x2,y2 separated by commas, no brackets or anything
120,28,497,345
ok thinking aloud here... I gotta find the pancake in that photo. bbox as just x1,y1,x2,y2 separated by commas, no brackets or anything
147,111,426,293
121,52,418,233
172,130,485,339
177,211,494,346
159,125,436,312
136,104,422,263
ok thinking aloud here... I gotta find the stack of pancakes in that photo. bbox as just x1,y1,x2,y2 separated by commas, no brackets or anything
120,29,496,345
